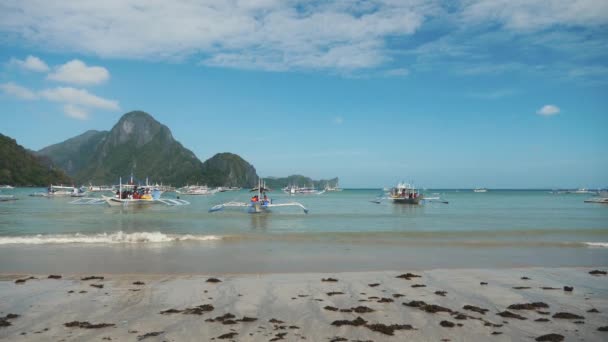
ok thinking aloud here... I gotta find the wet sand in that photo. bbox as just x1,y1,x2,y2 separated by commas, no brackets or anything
1,267,607,341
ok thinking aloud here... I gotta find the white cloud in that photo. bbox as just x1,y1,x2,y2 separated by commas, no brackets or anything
48,59,110,85
461,0,608,31
9,55,49,72
536,104,560,116
40,86,120,111
0,0,437,71
333,116,344,125
0,82,38,100
63,104,89,120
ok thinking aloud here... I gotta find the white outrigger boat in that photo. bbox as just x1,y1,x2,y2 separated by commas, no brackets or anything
210,180,309,214
283,184,325,195
176,185,217,195
71,177,189,207
324,181,343,192
473,188,488,193
372,181,447,204
30,184,86,197
388,182,423,204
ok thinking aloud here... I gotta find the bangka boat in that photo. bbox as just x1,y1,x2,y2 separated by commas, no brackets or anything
30,185,85,197
0,185,14,189
473,188,488,193
372,182,447,204
283,184,325,195
324,181,343,192
87,184,114,192
210,180,309,214
584,191,608,204
70,177,189,207
176,185,217,195
388,182,423,204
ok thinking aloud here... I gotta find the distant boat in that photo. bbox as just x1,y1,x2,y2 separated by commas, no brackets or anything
324,181,343,192
88,184,114,192
30,185,85,197
177,185,217,195
572,188,592,194
388,182,422,204
584,190,608,204
283,184,325,195
473,188,488,193
0,185,14,189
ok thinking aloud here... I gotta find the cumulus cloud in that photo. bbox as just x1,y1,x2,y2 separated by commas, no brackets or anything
0,82,38,100
9,55,49,72
0,0,437,71
48,59,110,85
536,104,560,116
461,0,608,30
40,86,119,111
63,104,89,120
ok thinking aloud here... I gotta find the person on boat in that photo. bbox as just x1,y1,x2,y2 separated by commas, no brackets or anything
263,194,269,205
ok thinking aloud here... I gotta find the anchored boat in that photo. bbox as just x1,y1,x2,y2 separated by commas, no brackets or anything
388,182,423,204
210,179,309,214
71,177,189,207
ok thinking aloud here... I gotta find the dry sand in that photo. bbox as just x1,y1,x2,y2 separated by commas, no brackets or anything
1,267,607,341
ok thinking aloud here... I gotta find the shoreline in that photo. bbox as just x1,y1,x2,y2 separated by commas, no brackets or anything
1,267,606,341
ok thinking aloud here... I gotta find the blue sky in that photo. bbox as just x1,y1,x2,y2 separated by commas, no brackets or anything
0,0,606,188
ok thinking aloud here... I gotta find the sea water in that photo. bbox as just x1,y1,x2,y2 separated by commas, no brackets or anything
0,188,606,273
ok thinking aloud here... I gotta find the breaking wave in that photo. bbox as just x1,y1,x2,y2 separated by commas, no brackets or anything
584,242,608,248
0,231,223,245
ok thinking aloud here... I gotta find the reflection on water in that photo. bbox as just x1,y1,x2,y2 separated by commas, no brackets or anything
250,212,269,230
390,202,425,215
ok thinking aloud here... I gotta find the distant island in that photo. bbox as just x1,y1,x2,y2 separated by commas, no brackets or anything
36,111,259,187
1,111,338,188
264,175,339,190
0,133,71,186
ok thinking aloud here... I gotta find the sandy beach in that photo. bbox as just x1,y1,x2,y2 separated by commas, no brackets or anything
1,267,606,341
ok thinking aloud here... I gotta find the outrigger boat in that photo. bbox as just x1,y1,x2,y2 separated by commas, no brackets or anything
388,182,423,204
473,188,488,193
210,180,309,214
30,185,86,197
372,181,447,204
283,184,325,195
324,181,343,192
70,177,189,207
176,185,217,195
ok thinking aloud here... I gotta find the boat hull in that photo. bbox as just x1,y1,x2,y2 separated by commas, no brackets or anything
102,196,156,206
390,197,422,204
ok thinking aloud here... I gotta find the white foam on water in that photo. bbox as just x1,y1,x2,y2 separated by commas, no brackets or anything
0,231,223,245
585,242,608,248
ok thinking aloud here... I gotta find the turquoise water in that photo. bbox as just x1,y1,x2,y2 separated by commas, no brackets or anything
0,188,606,273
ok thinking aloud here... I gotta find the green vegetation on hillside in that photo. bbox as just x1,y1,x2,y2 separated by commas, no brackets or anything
0,133,72,186
37,111,258,187
264,175,338,190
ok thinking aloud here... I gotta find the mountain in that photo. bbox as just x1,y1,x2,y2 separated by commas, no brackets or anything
264,175,339,190
37,130,107,176
37,111,258,187
200,153,257,187
0,133,72,186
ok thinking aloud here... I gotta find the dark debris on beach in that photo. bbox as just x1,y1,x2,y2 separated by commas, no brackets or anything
137,331,164,340
497,311,527,320
535,333,565,342
64,321,115,329
396,273,421,280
